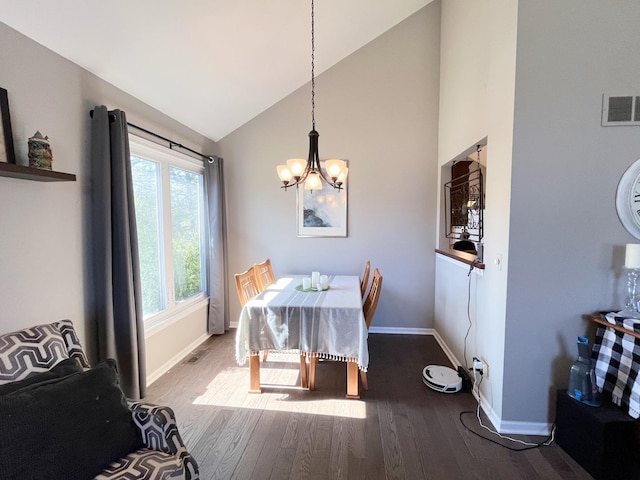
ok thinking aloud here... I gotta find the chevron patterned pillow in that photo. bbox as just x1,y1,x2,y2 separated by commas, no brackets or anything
0,323,70,384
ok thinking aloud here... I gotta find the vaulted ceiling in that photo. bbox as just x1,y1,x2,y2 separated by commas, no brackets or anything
0,0,431,141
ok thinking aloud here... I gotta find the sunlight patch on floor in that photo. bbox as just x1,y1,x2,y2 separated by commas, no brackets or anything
191,355,366,419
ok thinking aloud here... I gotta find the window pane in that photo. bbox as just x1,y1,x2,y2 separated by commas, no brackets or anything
170,167,204,302
131,156,165,317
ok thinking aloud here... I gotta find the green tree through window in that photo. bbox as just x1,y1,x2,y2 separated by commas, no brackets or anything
130,139,206,323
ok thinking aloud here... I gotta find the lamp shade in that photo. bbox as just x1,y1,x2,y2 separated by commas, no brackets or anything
304,172,323,191
287,158,307,177
277,165,293,183
625,244,640,269
325,159,345,180
337,167,349,184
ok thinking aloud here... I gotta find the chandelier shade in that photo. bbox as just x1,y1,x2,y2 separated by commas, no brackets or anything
276,0,348,192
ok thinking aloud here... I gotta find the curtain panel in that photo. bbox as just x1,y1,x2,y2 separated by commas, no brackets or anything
90,106,146,399
205,156,230,334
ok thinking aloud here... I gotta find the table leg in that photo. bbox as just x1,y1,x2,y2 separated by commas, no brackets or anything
346,361,360,399
249,353,261,393
299,354,309,388
309,357,318,390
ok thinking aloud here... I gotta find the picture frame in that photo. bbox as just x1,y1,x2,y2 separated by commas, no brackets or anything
297,161,348,237
0,88,16,164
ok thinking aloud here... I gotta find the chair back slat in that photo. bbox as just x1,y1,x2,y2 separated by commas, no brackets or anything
235,267,261,307
363,268,383,330
360,260,371,298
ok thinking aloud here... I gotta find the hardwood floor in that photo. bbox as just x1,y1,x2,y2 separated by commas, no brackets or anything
145,332,593,480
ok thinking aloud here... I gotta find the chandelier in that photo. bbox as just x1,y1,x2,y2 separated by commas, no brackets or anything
276,0,348,192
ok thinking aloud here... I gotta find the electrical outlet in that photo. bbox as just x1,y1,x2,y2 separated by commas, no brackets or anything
472,357,483,371
472,357,489,377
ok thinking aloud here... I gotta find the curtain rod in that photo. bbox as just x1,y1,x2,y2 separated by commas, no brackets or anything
90,109,217,163
127,122,216,163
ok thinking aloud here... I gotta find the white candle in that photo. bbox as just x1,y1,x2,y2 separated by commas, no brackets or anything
625,244,640,269
311,271,320,289
302,277,311,290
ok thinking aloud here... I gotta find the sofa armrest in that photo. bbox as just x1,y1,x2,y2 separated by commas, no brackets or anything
127,401,188,455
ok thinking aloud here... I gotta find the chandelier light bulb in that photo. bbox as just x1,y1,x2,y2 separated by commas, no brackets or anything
325,159,345,180
305,172,323,191
277,165,293,183
286,158,307,177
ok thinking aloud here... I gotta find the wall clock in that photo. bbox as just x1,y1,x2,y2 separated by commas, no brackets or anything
616,158,640,239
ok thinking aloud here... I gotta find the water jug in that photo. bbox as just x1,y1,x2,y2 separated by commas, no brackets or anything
567,336,601,407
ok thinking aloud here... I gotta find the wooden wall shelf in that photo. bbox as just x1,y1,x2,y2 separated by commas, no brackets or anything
586,312,640,340
435,248,485,269
0,162,76,182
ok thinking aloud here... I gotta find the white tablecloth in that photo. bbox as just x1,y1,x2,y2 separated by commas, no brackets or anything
235,275,369,371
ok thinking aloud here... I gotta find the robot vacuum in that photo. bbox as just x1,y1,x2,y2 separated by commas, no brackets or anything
422,365,462,393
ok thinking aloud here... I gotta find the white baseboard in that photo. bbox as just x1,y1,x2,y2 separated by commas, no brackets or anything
368,326,433,335
146,332,211,386
428,330,552,436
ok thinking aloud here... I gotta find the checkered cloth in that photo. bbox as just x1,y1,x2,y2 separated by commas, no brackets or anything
592,311,640,418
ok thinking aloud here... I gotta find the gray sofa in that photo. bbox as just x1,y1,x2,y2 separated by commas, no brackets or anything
0,319,199,479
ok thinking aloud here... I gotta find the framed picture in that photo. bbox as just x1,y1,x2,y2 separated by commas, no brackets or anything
0,88,16,164
297,162,348,237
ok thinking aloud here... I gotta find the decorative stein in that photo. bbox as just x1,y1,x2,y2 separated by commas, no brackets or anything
28,131,53,170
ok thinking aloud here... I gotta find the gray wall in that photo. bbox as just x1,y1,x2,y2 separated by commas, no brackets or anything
439,0,640,432
0,22,215,378
504,0,640,422
219,4,441,331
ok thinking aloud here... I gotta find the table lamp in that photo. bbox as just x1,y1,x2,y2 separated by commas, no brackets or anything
623,244,640,315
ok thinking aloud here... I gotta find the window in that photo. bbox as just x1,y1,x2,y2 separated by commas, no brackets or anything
129,136,207,328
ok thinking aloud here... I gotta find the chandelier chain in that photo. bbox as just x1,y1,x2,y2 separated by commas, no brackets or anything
311,0,315,129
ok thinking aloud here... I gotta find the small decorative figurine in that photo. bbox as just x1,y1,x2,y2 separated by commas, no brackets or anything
28,131,53,170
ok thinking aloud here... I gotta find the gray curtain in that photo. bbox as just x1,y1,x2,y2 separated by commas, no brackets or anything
205,156,230,334
90,105,146,399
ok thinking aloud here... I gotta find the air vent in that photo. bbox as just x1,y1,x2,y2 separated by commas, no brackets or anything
602,94,640,126
183,349,204,364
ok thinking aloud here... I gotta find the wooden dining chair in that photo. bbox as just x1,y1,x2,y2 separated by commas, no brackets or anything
360,268,383,390
254,258,275,291
252,259,276,362
234,266,261,307
360,260,371,298
308,268,383,392
236,265,308,388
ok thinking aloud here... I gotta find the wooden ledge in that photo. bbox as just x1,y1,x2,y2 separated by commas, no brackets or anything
585,312,640,340
435,249,485,269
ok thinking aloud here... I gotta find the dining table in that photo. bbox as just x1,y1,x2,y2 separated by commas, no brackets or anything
235,274,369,398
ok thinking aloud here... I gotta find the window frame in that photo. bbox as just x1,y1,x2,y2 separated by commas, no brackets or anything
129,134,208,335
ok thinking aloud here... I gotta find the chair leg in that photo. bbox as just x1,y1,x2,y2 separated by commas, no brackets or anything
262,350,269,362
360,370,368,390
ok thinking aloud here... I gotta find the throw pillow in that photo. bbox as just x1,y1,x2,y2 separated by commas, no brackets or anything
0,323,69,384
0,358,82,396
0,359,144,480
